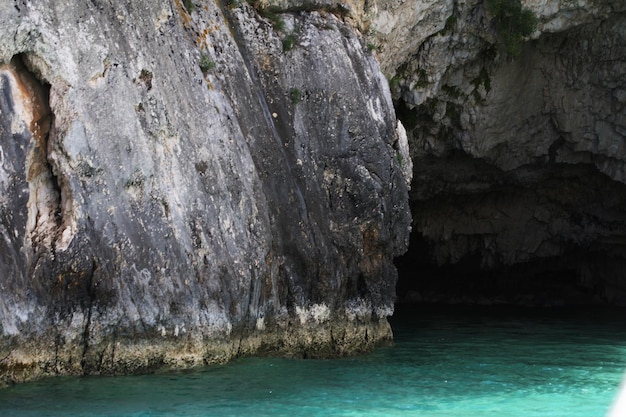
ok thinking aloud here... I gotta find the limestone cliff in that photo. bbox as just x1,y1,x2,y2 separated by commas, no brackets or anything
0,0,410,384
2,0,625,385
370,0,626,305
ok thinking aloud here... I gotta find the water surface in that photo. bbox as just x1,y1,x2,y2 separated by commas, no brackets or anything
1,306,625,416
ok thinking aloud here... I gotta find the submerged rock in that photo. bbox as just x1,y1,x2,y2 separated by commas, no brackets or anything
0,0,410,384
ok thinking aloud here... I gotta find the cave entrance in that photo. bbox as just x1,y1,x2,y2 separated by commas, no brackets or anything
395,231,609,307
393,153,626,309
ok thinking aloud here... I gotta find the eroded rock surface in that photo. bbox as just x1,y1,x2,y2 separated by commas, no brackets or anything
0,0,410,384
381,0,626,306
2,0,625,385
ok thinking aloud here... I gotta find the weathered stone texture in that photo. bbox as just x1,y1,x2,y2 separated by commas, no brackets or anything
3,0,625,385
385,0,626,305
0,0,410,384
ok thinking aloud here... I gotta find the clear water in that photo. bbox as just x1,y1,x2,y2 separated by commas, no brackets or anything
1,306,625,417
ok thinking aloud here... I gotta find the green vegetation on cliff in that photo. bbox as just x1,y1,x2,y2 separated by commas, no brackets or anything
486,0,537,56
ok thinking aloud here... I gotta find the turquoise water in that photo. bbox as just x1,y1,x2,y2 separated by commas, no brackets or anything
1,307,625,416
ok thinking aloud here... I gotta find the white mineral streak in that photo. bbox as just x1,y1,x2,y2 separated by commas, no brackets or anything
345,298,373,321
395,121,412,187
296,304,331,325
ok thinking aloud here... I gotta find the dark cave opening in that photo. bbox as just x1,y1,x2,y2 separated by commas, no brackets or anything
393,152,626,308
394,231,612,307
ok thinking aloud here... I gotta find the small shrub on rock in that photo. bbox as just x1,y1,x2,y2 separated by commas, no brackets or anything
199,54,215,74
486,0,538,57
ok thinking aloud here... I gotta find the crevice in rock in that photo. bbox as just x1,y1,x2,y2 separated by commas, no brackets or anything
79,260,97,374
53,333,63,374
1,55,68,259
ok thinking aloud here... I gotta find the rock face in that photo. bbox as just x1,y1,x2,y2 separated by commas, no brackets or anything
376,0,626,306
2,0,625,385
0,0,410,384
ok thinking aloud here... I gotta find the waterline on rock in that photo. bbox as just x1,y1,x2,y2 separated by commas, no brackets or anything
0,306,624,417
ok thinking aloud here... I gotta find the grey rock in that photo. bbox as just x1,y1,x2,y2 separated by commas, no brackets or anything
0,0,410,384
